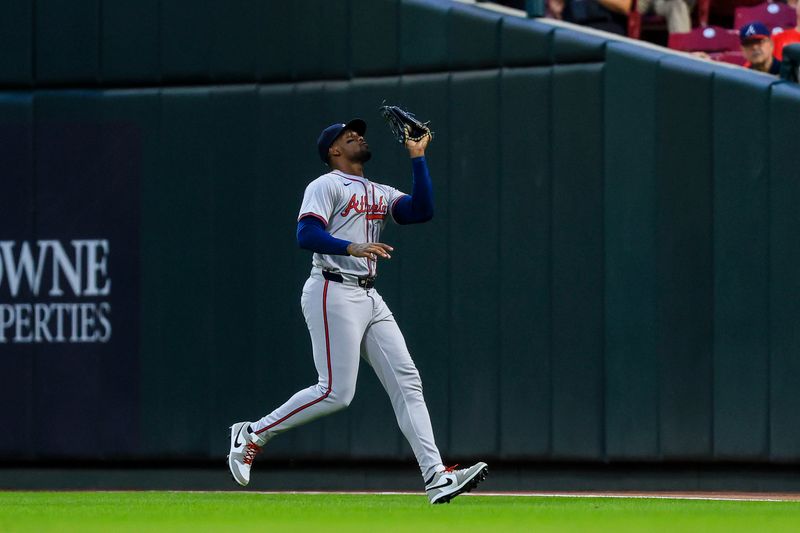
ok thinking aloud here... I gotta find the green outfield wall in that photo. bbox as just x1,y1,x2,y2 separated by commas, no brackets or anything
1,0,800,464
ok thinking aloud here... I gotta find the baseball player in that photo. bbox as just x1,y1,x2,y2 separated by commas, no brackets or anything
228,118,488,504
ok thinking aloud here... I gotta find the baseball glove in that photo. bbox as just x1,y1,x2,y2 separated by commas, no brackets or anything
379,104,433,144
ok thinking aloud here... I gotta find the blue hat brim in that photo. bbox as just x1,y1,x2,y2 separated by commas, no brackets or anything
344,118,367,137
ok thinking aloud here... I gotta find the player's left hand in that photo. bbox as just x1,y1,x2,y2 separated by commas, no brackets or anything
405,127,431,158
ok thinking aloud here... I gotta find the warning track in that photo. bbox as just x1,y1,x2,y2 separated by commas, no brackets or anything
152,490,800,502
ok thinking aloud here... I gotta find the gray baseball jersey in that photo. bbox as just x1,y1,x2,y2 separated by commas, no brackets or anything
297,169,406,277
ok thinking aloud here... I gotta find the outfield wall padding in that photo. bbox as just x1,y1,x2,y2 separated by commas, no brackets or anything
2,1,800,465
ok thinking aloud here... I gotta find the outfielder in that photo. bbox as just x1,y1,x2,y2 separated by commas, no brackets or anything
228,118,488,504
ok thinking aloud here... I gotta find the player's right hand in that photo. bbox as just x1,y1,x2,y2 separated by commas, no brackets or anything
347,242,393,260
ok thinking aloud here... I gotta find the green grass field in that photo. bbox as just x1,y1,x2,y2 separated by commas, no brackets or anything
2,492,800,532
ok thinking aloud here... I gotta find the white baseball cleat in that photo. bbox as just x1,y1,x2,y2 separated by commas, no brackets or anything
227,421,262,487
425,462,489,504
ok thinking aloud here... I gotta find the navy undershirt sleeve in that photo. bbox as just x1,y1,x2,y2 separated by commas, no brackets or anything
392,156,434,225
297,216,351,256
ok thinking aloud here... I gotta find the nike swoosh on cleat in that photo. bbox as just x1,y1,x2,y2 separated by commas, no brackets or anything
234,426,244,448
427,477,454,491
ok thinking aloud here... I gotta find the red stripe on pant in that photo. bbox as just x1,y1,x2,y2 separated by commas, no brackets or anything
256,279,332,434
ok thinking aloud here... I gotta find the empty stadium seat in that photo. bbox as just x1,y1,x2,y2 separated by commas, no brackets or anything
711,0,761,20
734,1,796,31
668,25,740,51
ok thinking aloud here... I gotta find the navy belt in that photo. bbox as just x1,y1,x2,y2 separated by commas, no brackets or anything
322,270,375,289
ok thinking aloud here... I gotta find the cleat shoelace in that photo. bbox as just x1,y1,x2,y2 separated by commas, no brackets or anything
243,442,261,465
443,464,460,473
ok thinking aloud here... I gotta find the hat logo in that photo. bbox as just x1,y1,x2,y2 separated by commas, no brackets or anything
746,25,756,36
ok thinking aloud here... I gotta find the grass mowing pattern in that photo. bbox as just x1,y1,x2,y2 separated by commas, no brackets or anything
2,492,800,532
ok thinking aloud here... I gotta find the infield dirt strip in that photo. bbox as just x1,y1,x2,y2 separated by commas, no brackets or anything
209,491,800,502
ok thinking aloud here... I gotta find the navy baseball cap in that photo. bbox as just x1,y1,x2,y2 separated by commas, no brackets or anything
317,118,367,163
740,22,771,44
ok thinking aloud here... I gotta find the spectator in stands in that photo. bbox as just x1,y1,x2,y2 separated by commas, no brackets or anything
561,0,631,35
740,22,782,74
773,0,800,60
636,0,695,33
547,0,566,19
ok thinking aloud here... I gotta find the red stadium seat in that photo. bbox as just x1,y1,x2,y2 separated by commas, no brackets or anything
734,1,796,31
668,25,740,51
710,50,748,65
712,0,761,20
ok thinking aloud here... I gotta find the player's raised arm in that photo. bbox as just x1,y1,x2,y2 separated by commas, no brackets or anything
392,131,434,225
